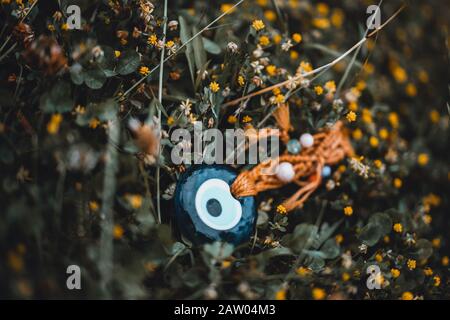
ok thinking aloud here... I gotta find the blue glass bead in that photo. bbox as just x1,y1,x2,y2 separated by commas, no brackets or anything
174,165,257,245
287,139,302,154
322,166,332,178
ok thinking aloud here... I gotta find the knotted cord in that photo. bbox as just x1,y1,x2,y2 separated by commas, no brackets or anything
231,104,354,212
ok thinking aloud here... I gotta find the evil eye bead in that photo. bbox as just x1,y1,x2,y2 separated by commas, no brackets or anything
322,165,331,178
174,165,256,245
287,139,302,154
275,162,296,183
300,133,314,148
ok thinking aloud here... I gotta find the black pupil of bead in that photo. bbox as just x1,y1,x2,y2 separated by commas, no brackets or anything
206,198,222,217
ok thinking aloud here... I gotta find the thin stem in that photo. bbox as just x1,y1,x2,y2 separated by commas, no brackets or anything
0,42,17,62
99,117,121,297
156,0,168,224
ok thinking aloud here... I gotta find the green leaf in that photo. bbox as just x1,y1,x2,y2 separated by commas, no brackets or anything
192,26,207,71
413,239,433,260
116,49,140,75
179,16,195,85
84,69,107,89
202,37,221,55
369,212,392,235
359,223,383,246
98,46,117,77
70,63,84,85
40,81,73,113
320,238,340,259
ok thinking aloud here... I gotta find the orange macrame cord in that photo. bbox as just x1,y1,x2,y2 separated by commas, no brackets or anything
231,104,354,212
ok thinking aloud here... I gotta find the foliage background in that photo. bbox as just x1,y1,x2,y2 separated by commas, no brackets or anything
0,0,449,299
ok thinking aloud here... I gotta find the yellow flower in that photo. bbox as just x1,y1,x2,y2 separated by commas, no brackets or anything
7,251,24,272
264,10,277,22
348,101,358,112
418,70,429,83
221,260,232,269
89,201,99,212
227,115,237,124
257,0,268,6
362,108,372,123
343,206,353,216
114,50,121,58
394,178,402,189
299,61,313,72
375,254,383,263
392,65,407,83
352,128,363,140
312,18,330,29
296,266,311,276
331,9,345,28
417,153,429,166
292,33,302,43
139,66,150,76
89,118,100,129
275,289,287,300
432,238,441,248
316,3,329,16
356,80,366,91
369,136,379,148
46,114,63,135
290,50,299,60
314,86,324,95
325,80,336,93
342,272,350,282
335,234,344,244
259,35,270,46
220,3,235,13
442,256,449,266
274,94,285,104
423,267,433,276
407,259,416,270
252,20,265,31
266,65,277,76
401,291,414,300
346,111,357,122
242,115,252,123
209,81,220,93
167,116,174,126
391,268,400,278
113,224,125,239
423,214,432,225
374,159,383,169
127,194,143,209
61,23,69,31
429,110,440,123
433,275,441,287
47,24,56,32
312,288,326,300
148,34,158,45
276,204,287,214
405,83,417,97
393,223,403,233
273,34,282,44
165,40,175,48
379,128,389,140
388,112,399,128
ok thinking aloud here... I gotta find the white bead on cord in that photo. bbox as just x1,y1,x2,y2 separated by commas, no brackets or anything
300,133,314,148
275,162,296,183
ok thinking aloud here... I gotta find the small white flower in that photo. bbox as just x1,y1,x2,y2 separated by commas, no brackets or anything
281,40,293,51
179,99,192,115
252,45,264,58
227,41,239,53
